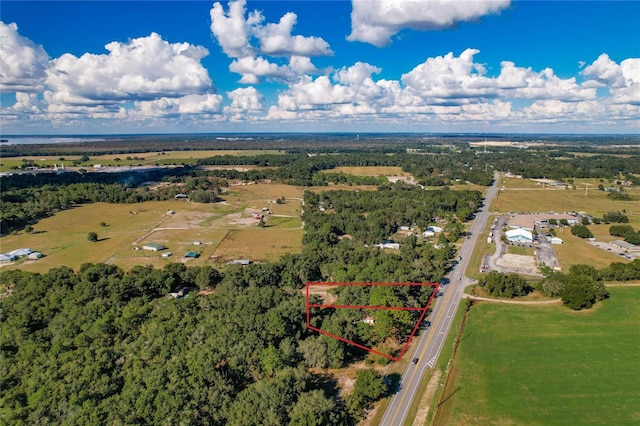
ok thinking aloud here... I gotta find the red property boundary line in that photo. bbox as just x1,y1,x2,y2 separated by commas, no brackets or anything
305,281,439,361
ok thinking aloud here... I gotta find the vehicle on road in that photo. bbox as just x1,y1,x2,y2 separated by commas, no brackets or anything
412,358,419,365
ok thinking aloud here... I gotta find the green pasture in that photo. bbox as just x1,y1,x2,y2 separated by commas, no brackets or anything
554,232,629,269
433,286,640,425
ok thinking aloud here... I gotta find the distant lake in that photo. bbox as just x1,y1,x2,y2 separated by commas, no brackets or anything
0,136,107,145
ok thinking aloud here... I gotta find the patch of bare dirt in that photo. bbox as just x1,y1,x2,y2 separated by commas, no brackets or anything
413,369,442,426
495,253,539,274
305,283,340,305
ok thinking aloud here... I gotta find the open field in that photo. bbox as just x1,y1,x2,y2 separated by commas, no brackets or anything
495,185,640,217
0,149,284,171
554,232,629,269
321,166,408,176
0,183,305,272
433,286,640,425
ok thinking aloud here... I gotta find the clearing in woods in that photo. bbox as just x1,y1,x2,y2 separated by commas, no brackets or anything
0,183,305,272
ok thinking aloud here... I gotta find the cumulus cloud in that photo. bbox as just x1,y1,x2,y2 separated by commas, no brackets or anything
224,87,265,121
210,0,331,83
265,48,636,131
45,33,212,106
581,54,640,105
256,12,331,57
133,94,224,117
0,22,50,92
210,0,258,58
348,0,510,47
581,53,626,87
401,49,595,104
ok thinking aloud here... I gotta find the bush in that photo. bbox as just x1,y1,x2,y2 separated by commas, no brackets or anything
87,232,98,242
571,224,593,238
560,275,608,310
603,211,629,223
625,232,640,245
609,224,635,237
478,271,533,298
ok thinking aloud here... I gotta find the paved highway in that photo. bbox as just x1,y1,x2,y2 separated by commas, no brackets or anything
379,173,500,426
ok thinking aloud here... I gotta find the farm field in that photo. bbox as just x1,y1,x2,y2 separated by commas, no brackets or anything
321,166,408,176
433,286,640,425
0,183,305,272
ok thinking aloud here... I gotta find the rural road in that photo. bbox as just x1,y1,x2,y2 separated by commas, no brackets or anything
379,172,500,426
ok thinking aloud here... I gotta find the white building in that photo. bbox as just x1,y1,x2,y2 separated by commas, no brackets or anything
505,229,533,243
375,242,400,250
427,226,444,233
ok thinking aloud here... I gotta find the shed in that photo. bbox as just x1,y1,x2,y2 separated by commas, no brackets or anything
227,259,251,265
9,248,32,257
184,251,199,258
162,252,172,258
611,240,640,252
27,252,43,259
142,243,165,251
0,253,16,262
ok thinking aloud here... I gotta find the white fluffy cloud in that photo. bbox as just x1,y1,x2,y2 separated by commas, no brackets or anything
210,0,258,58
348,0,510,47
273,49,598,118
256,12,331,57
133,94,223,117
0,22,50,92
265,49,640,131
401,49,595,104
582,54,640,105
224,87,265,121
210,0,331,83
45,33,212,106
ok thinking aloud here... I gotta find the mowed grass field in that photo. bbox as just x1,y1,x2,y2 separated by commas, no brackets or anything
434,286,640,425
0,183,305,272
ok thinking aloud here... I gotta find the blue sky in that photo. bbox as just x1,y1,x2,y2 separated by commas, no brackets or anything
1,0,639,134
